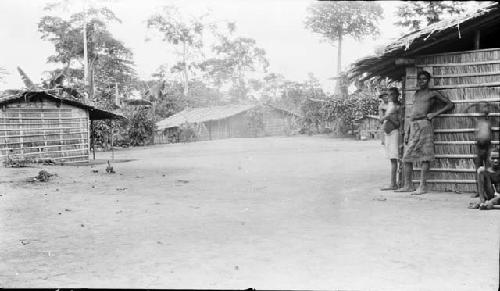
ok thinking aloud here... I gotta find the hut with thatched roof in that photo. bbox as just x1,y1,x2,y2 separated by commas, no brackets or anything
348,3,500,192
154,103,303,144
0,89,123,165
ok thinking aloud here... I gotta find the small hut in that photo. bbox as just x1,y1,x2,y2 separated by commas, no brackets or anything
349,3,500,192
0,89,123,164
354,115,381,140
154,104,259,143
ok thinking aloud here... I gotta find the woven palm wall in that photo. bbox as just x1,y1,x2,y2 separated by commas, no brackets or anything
0,97,90,164
404,48,500,192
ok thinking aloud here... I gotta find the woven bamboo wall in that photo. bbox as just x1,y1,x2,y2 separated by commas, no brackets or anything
404,48,500,192
0,98,90,164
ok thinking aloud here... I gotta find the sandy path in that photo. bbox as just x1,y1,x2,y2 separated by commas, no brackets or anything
0,136,499,290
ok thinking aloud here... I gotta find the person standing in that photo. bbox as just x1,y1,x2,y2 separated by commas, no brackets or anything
380,88,401,190
396,71,454,195
378,92,388,145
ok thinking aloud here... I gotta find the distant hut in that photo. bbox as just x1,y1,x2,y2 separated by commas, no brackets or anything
154,104,303,144
349,3,500,192
0,89,123,164
355,115,381,140
154,104,259,143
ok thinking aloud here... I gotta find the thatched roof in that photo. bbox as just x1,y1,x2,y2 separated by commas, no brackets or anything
156,104,257,130
348,3,500,81
0,89,124,120
266,104,303,118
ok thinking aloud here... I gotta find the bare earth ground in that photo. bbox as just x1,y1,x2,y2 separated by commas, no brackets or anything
0,135,499,290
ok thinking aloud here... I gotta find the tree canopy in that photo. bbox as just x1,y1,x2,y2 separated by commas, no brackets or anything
395,1,467,31
305,1,382,77
305,2,383,43
200,34,269,102
146,6,212,96
38,5,137,107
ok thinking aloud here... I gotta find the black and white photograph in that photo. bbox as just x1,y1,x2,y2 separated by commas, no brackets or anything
0,0,499,289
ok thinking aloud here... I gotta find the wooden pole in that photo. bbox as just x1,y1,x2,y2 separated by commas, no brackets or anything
83,2,89,103
337,28,342,75
111,123,114,161
90,119,95,160
398,77,406,188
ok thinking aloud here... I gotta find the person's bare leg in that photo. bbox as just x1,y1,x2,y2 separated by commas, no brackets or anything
412,161,429,195
390,159,398,188
395,162,416,192
381,159,398,190
477,167,493,204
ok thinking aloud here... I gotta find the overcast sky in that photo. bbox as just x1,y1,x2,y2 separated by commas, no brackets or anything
0,1,481,93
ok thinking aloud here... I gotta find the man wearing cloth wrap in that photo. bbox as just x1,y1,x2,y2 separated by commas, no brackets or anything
396,71,454,195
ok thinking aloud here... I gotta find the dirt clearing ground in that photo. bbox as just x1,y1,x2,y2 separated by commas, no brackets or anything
0,136,499,290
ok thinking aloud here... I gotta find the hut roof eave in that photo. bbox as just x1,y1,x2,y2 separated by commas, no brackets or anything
156,103,257,130
348,3,500,81
0,90,125,120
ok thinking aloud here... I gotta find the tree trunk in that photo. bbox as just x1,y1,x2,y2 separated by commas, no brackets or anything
182,42,189,97
83,11,89,102
337,28,342,75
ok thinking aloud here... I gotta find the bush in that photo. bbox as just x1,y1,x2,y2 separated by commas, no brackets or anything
320,93,378,135
127,107,156,146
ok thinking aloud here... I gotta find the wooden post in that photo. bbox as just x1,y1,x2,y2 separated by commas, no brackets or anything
474,30,480,50
83,3,89,103
111,123,114,161
90,119,95,160
398,78,405,188
337,28,342,75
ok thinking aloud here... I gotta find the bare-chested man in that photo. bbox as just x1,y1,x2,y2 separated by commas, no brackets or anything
396,71,454,195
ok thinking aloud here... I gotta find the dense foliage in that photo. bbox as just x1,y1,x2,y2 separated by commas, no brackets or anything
38,7,138,105
146,5,211,97
305,2,383,73
395,1,466,31
126,107,157,146
320,92,379,134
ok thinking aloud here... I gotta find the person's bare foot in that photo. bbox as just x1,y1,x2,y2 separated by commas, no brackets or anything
380,185,398,191
468,202,480,209
411,187,428,195
395,187,416,192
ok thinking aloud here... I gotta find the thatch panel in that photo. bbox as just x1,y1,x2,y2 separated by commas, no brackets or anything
445,87,500,100
416,49,500,65
451,102,500,112
432,116,500,129
432,63,500,75
426,157,476,169
411,182,476,193
433,74,500,86
412,170,476,181
434,144,476,155
434,131,499,141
